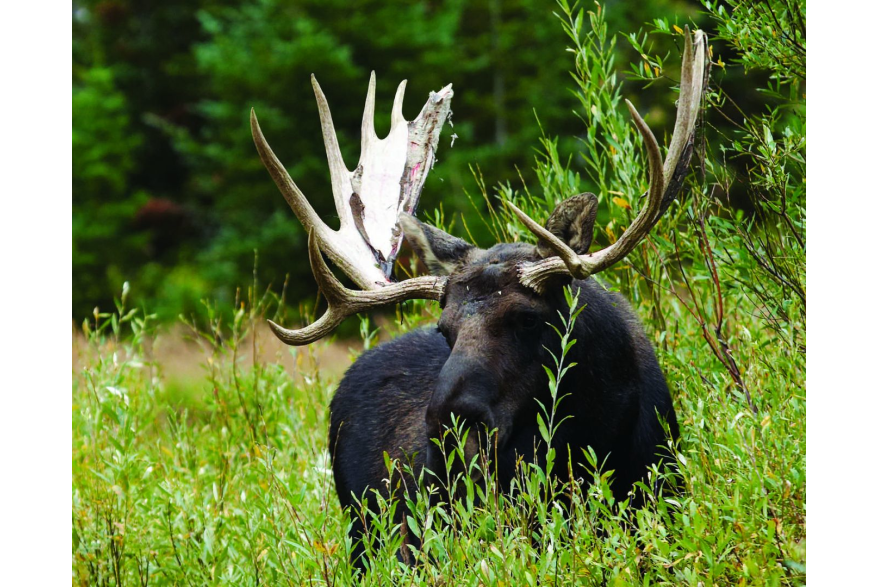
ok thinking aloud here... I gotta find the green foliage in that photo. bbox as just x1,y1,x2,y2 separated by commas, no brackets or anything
698,0,806,352
72,0,698,322
73,65,148,316
702,0,805,80
73,1,805,584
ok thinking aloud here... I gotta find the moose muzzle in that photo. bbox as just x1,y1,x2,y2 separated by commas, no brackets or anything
425,355,501,482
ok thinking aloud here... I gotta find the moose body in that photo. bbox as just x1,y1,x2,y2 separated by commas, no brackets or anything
248,29,706,571
329,241,678,565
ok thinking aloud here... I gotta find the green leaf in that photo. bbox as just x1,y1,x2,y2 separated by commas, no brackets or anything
536,413,550,444
407,515,421,539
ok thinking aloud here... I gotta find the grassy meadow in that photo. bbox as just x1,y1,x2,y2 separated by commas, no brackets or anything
71,276,805,586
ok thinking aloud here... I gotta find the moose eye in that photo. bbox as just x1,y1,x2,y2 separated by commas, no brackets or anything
516,312,541,330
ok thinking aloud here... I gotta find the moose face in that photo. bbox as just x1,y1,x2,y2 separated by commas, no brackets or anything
399,197,599,479
427,244,556,478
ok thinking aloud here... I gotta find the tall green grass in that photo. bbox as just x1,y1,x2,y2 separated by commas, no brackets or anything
71,279,804,585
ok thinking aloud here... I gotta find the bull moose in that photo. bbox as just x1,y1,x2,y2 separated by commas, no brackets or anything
250,30,707,567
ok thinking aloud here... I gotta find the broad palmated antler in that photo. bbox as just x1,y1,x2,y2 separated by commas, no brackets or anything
253,73,454,344
509,28,708,293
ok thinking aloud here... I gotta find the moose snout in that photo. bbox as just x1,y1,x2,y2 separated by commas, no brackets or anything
427,356,498,435
425,355,501,478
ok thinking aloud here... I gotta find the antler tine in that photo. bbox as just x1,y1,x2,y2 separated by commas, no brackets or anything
268,229,448,346
311,75,352,228
250,109,331,242
505,201,588,279
585,99,664,273
267,230,351,345
361,72,378,150
517,29,707,293
664,28,705,183
391,80,408,129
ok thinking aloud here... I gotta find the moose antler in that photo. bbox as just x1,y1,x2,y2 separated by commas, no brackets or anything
255,73,454,344
510,28,708,292
268,230,445,345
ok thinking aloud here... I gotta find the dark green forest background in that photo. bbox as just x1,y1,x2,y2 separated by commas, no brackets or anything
73,0,764,323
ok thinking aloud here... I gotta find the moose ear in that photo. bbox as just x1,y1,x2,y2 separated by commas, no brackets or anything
400,213,475,276
537,193,599,258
